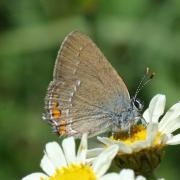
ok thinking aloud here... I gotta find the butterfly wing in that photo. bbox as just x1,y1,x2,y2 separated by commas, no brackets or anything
44,31,130,137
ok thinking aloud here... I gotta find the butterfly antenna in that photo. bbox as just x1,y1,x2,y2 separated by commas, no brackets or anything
133,67,155,101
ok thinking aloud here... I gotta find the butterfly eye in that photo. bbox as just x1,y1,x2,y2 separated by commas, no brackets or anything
134,99,143,111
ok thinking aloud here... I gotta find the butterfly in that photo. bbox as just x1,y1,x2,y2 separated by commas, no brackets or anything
43,31,144,138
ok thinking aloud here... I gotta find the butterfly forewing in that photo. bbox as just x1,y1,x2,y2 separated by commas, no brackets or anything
44,31,130,137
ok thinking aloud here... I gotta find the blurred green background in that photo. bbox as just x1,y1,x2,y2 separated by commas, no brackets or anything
0,0,179,179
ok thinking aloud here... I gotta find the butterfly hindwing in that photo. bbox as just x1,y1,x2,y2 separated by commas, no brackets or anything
44,31,130,137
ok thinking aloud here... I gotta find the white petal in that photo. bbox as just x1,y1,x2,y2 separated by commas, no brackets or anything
143,94,166,123
87,148,104,159
40,154,55,176
136,175,146,180
86,157,96,164
100,173,119,180
166,134,180,145
146,123,158,146
98,137,132,154
77,134,87,164
160,133,172,144
115,141,132,154
159,102,180,133
131,140,149,152
45,142,67,168
92,145,119,178
62,136,76,164
22,172,48,180
97,136,115,145
143,108,151,123
119,169,135,180
160,117,180,134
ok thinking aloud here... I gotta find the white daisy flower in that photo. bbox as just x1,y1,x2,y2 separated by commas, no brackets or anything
22,134,119,180
143,94,180,146
95,94,180,178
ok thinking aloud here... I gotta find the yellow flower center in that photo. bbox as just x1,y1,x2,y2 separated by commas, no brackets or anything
111,125,161,146
41,164,96,180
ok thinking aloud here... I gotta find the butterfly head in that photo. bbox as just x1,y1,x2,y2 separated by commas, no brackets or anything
113,67,155,133
131,97,144,112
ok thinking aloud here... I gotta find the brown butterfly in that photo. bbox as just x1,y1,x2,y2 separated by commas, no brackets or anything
43,31,143,138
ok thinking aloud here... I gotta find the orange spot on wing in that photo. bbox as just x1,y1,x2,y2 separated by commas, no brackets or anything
59,120,66,135
51,101,61,119
52,109,61,118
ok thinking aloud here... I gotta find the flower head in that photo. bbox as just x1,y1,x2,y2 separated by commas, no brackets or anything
22,134,119,180
143,94,180,146
96,94,180,176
